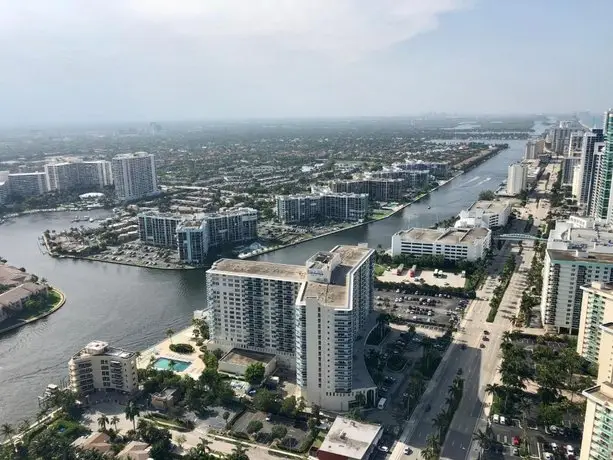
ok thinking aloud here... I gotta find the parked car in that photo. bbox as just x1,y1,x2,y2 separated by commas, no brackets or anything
512,436,520,446
492,414,500,424
500,416,507,425
404,447,411,455
378,446,389,453
566,445,575,456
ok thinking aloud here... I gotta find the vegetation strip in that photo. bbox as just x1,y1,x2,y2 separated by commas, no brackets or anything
486,254,516,322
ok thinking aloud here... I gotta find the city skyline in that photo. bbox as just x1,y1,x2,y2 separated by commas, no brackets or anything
1,1,612,125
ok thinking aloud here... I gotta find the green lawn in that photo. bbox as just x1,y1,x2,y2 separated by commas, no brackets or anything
374,264,387,276
14,289,62,321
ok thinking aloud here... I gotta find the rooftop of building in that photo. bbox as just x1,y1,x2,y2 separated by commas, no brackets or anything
583,381,613,406
394,227,490,244
220,348,276,367
117,441,151,460
278,192,368,200
8,171,45,176
467,200,510,214
208,259,306,282
582,282,613,296
0,282,47,308
548,220,613,255
113,151,152,159
71,340,136,361
319,416,382,460
202,207,258,218
71,432,112,453
137,210,183,219
0,264,33,286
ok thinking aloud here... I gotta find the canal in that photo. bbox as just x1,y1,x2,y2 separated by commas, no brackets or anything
0,127,543,425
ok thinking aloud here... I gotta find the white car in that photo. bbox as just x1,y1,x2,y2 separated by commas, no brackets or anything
499,415,507,425
492,414,500,424
543,453,553,460
566,445,575,455
404,447,411,455
378,446,389,453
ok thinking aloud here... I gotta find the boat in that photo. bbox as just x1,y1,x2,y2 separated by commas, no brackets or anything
427,206,431,209
89,218,94,222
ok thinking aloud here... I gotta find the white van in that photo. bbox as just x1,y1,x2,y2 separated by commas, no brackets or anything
377,398,387,410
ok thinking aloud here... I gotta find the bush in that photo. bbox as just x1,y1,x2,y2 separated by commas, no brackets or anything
169,343,195,354
271,425,288,439
255,431,272,444
247,420,264,434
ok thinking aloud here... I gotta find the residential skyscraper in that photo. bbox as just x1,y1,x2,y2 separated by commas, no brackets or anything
45,160,112,192
206,244,377,410
577,128,605,211
506,163,527,196
276,193,368,225
7,172,48,197
137,211,182,247
551,124,572,155
111,152,157,201
592,111,613,220
577,282,613,364
580,323,613,459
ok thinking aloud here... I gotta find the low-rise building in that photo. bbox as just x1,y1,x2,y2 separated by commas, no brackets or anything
71,432,112,455
391,227,491,261
117,441,151,460
151,387,180,411
577,282,613,363
0,282,48,323
68,340,138,395
317,416,383,460
581,322,613,459
218,348,277,378
456,200,511,229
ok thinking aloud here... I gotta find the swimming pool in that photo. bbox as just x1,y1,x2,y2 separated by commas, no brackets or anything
153,357,192,372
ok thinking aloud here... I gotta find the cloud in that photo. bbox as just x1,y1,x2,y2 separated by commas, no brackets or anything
124,0,470,58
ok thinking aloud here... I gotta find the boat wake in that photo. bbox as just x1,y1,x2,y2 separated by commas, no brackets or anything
475,177,492,186
462,176,480,186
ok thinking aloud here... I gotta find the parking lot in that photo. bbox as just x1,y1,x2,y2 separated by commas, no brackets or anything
375,289,467,328
377,268,465,289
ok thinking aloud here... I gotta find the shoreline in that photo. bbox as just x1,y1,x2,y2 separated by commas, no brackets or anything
0,287,66,336
242,170,466,259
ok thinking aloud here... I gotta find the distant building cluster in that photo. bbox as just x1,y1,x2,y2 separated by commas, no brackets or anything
206,244,377,411
0,151,158,204
275,192,369,225
137,207,258,264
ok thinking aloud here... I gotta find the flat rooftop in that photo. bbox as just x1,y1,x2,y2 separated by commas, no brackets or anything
395,227,490,244
302,245,373,308
548,249,613,264
320,416,382,460
0,264,32,286
208,259,306,282
72,340,135,360
468,200,510,213
220,348,276,367
202,207,257,219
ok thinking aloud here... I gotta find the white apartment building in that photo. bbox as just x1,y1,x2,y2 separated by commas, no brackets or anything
7,172,48,197
541,220,613,334
391,227,491,261
551,125,572,155
276,193,368,225
456,200,511,229
577,282,613,364
45,160,112,192
581,323,613,460
68,341,138,395
524,139,545,160
206,244,377,411
111,152,157,201
137,211,181,248
506,163,527,196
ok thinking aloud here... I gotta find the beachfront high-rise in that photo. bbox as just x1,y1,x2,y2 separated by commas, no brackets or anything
111,152,158,202
577,282,613,364
45,160,112,192
591,110,613,221
506,163,527,196
206,244,377,411
581,323,613,459
577,128,605,212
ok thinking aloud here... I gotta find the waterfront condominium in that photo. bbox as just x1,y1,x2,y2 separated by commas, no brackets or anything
592,111,613,221
329,178,404,202
580,323,613,459
275,192,368,225
68,341,138,395
111,152,158,202
391,227,491,261
176,217,208,265
206,244,377,411
523,138,545,160
577,282,613,364
541,219,613,334
45,160,113,192
6,172,48,198
506,163,527,196
137,211,182,248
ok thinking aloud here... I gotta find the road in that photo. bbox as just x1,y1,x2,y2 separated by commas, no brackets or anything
388,218,536,460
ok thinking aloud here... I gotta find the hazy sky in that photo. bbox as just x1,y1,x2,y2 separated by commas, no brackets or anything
0,0,611,125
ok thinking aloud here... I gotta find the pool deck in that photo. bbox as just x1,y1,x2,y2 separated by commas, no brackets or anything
138,326,205,379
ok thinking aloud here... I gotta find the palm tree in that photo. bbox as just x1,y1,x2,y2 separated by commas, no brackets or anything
125,402,140,431
18,419,30,436
168,359,177,372
166,328,175,344
473,429,492,451
110,415,120,432
432,413,448,439
97,414,109,431
1,424,14,449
